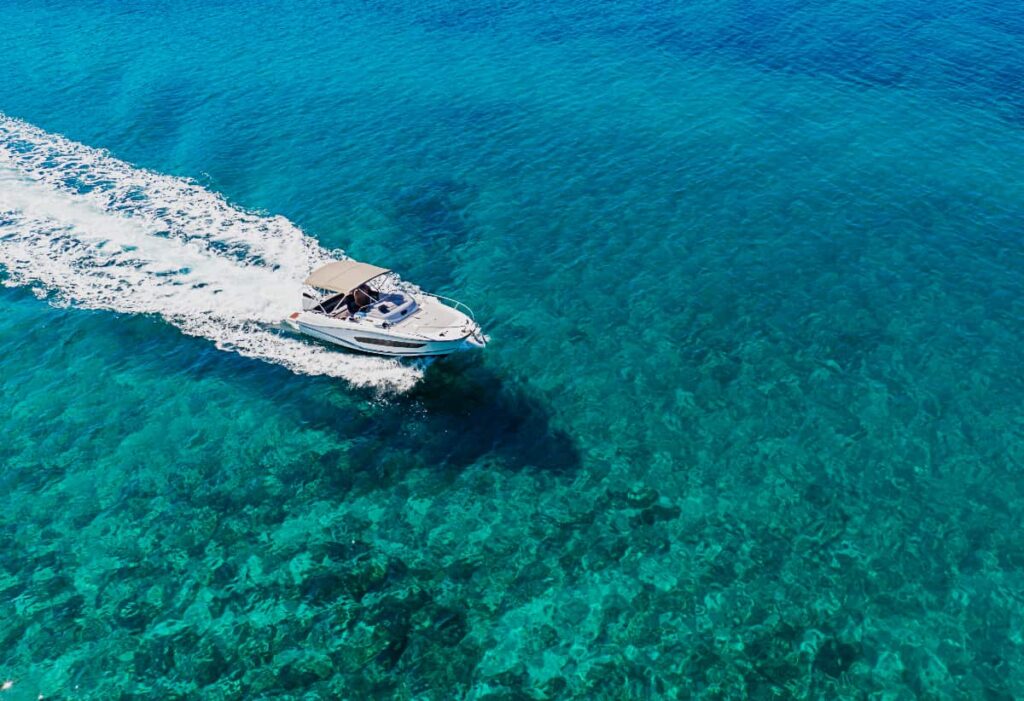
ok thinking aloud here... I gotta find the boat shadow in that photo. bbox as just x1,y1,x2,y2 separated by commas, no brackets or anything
407,355,580,473
295,354,581,482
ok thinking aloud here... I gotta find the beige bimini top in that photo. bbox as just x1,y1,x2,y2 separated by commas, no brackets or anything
304,260,390,294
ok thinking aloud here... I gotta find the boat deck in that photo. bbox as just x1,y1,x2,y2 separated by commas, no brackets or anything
399,297,467,339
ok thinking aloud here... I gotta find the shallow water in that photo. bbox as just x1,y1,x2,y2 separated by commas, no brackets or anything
2,0,1024,697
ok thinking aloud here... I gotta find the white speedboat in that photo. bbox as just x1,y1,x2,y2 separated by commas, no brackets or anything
286,260,487,357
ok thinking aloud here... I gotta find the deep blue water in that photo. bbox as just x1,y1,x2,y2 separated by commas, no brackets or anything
2,0,1024,697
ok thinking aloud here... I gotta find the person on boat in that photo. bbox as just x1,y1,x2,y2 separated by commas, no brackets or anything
342,293,360,315
352,285,377,310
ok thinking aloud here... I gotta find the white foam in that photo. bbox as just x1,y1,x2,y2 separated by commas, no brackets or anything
0,115,423,392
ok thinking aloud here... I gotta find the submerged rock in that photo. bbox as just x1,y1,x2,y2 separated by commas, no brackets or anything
815,638,861,678
626,485,660,509
431,606,468,647
114,600,158,633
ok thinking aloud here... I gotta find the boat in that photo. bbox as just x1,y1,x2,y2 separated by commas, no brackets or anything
285,260,487,357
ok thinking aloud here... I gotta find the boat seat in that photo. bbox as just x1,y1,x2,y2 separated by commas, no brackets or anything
365,292,417,323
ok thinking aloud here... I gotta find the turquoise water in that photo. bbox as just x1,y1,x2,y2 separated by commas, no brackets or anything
2,0,1024,697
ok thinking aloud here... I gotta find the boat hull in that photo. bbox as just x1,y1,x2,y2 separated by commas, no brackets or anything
288,315,484,357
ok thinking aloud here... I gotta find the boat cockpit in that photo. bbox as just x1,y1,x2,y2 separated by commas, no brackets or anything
307,282,419,324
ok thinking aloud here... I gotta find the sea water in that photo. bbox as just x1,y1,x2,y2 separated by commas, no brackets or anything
2,0,1024,697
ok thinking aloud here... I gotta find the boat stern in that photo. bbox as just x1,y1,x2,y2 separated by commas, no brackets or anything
285,311,303,331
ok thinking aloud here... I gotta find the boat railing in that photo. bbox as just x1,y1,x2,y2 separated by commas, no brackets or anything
421,292,477,321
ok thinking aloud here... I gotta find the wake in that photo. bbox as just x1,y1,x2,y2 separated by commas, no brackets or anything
0,115,423,391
